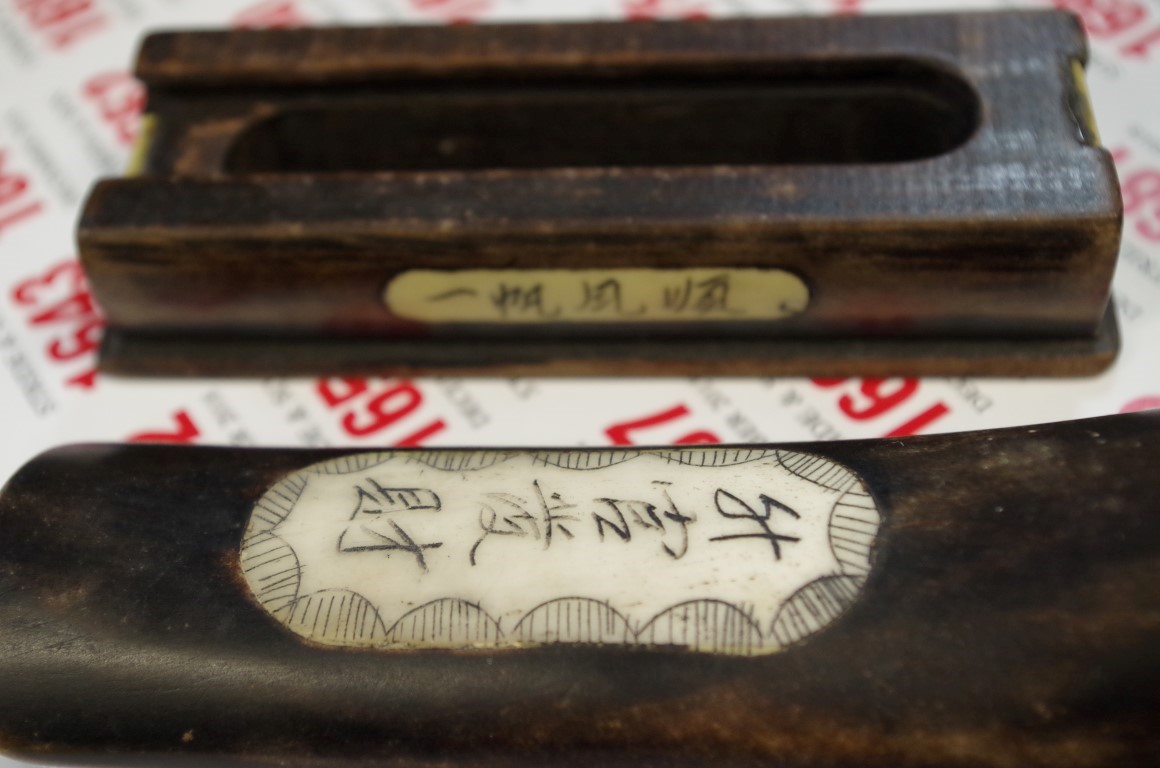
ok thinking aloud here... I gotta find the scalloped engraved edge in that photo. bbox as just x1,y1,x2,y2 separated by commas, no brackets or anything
241,448,880,656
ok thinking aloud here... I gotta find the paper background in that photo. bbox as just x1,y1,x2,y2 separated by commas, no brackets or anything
0,0,1157,762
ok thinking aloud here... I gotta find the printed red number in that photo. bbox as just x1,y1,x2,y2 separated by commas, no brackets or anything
0,150,44,236
317,377,368,408
343,383,422,437
47,318,102,361
233,1,309,28
316,377,447,445
1121,25,1160,59
394,420,447,447
28,285,96,325
882,403,951,438
1053,0,1160,60
810,378,950,438
11,262,83,306
129,410,201,443
408,0,491,23
83,72,145,146
1122,396,1160,413
605,404,720,446
10,260,103,389
13,0,107,49
623,0,707,20
1054,0,1147,38
65,368,98,390
838,379,919,421
0,158,30,207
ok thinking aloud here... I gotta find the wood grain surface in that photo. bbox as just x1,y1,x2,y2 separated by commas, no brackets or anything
78,11,1123,376
0,411,1157,766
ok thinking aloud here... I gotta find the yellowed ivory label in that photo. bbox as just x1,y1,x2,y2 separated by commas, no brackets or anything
242,448,880,656
384,268,809,323
125,113,157,177
1070,60,1102,146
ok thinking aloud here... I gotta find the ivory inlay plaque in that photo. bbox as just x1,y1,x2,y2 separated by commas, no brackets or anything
242,448,880,655
384,269,810,324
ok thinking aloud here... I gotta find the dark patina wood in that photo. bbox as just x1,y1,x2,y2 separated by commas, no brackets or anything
79,11,1122,376
0,411,1158,766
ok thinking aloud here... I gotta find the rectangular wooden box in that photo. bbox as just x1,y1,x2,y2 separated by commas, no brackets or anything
78,10,1123,376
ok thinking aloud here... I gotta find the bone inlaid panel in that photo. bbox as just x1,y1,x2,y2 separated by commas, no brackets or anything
384,269,810,324
242,449,880,655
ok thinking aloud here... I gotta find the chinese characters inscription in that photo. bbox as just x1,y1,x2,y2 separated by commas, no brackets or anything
386,268,810,324
243,448,879,656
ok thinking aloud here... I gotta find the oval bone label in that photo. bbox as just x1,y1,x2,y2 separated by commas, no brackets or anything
384,268,809,324
242,448,880,656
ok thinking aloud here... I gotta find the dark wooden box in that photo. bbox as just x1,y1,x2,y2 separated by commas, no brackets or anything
79,11,1123,376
